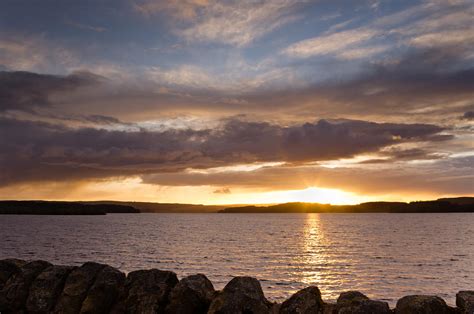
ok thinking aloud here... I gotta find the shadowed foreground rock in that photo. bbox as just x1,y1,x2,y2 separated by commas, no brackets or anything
456,291,474,314
26,265,75,313
0,260,52,312
0,259,26,290
166,274,215,314
279,286,325,314
115,268,178,313
54,262,106,314
395,295,451,314
80,265,125,313
0,259,470,314
336,291,391,314
208,276,272,314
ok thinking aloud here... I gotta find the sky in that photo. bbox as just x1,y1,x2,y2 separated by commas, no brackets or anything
0,0,473,204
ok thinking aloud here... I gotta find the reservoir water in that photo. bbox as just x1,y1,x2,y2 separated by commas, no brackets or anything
1,213,473,306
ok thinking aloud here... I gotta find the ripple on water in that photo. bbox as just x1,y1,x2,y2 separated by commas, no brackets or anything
0,213,473,306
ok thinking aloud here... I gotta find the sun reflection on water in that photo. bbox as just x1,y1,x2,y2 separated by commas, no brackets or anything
290,213,349,302
299,213,328,285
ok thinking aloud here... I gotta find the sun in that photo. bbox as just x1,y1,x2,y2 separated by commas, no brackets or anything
286,187,362,204
266,187,366,205
209,186,370,205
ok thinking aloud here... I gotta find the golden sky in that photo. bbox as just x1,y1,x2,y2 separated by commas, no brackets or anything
0,0,473,204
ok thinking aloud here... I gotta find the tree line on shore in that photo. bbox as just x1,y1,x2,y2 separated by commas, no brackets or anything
220,198,474,213
0,201,139,215
0,197,473,214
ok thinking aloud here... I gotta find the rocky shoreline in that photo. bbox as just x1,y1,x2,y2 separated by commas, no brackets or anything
0,259,472,314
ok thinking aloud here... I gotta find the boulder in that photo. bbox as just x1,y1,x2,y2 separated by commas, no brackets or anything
279,286,325,314
456,291,474,314
396,295,451,314
338,300,391,314
208,276,272,314
0,260,52,312
0,259,26,290
119,268,178,314
323,302,337,314
337,291,369,306
336,291,391,314
79,265,125,314
165,274,215,314
26,265,75,313
54,262,106,314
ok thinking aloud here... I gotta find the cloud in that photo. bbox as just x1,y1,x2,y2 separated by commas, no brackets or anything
246,46,474,124
0,117,448,187
336,45,390,60
64,20,107,32
461,111,474,120
409,29,474,48
213,187,231,194
2,44,467,127
0,34,80,73
3,35,472,126
148,65,222,90
177,1,301,47
359,148,446,164
284,28,378,58
284,0,474,59
0,71,102,113
134,0,301,46
133,0,210,20
0,1,472,200
142,157,474,196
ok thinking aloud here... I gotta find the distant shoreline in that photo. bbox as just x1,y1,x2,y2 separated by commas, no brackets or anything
0,197,473,214
219,198,474,214
0,201,139,215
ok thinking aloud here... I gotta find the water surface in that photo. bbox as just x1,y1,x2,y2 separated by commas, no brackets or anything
1,213,473,306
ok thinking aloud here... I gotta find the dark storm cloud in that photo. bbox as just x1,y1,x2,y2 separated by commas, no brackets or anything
0,71,102,112
0,117,448,187
462,111,474,121
1,44,472,125
45,113,126,126
358,148,446,164
240,46,474,121
39,45,472,125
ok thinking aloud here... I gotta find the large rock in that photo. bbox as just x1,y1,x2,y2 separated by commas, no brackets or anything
395,295,450,314
0,260,52,312
338,300,391,314
323,303,337,314
337,291,369,306
0,259,26,290
279,286,325,314
26,265,75,313
118,268,179,314
165,274,215,314
79,265,125,314
208,276,272,314
456,291,474,314
336,291,391,314
54,262,106,314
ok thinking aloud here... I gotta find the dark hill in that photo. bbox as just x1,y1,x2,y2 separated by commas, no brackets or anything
220,200,474,213
0,201,139,215
437,197,474,205
85,201,241,213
